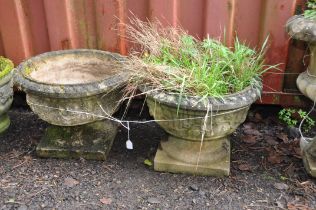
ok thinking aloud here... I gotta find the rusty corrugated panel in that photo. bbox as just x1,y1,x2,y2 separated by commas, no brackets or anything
0,0,308,106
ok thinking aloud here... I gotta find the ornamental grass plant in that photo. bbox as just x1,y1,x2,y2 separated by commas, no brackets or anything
123,17,276,101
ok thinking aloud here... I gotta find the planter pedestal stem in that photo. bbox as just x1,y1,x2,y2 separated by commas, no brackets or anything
36,120,118,160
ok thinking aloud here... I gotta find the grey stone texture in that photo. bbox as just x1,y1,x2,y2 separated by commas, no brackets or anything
15,49,129,159
15,49,129,98
26,90,123,126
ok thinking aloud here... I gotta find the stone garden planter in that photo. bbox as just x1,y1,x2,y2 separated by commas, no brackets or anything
143,84,261,176
287,15,316,177
0,57,14,133
15,49,129,160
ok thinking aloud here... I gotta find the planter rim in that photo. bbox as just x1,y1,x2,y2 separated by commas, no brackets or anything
15,49,129,98
141,80,262,111
286,15,316,43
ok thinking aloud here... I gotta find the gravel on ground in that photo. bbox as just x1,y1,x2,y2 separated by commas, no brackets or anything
0,103,315,210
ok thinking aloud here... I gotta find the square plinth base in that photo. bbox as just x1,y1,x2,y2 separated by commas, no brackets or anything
303,153,316,178
154,148,230,176
36,120,118,160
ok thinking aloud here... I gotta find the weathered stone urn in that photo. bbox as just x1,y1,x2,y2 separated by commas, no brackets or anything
15,49,129,160
287,15,316,177
0,57,14,133
143,84,261,176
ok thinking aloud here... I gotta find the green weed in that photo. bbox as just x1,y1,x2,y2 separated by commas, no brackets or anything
304,0,316,20
278,108,315,132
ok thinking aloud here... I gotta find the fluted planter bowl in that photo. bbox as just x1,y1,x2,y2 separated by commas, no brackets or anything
287,15,316,177
143,83,261,176
0,60,14,133
15,49,129,160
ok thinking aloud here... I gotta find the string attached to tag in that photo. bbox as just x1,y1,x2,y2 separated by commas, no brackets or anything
126,122,133,150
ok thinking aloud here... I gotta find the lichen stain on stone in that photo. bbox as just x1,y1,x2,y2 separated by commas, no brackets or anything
0,57,13,79
37,120,118,160
23,66,33,76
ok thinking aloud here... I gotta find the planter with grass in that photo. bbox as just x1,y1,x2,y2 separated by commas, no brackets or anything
15,49,129,160
0,57,14,134
286,0,316,177
124,19,270,176
142,84,260,176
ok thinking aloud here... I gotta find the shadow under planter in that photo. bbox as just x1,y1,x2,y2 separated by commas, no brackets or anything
15,49,129,160
143,84,261,176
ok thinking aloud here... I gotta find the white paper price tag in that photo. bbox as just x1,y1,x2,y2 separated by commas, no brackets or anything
126,139,133,150
125,122,133,150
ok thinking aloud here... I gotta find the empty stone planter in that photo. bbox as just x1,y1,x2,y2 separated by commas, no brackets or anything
287,15,316,177
0,57,14,133
15,49,129,160
143,84,261,176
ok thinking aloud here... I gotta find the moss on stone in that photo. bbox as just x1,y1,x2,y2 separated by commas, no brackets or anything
23,66,33,76
0,57,13,80
36,121,118,160
45,126,73,145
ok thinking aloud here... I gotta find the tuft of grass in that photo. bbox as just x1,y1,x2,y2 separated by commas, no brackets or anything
0,56,14,79
122,17,277,99
304,0,316,20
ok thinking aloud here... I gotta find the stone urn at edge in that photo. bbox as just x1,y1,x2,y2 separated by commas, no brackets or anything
0,57,14,134
287,15,316,177
142,82,261,176
15,49,129,160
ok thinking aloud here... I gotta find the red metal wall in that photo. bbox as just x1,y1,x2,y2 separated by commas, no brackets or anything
0,0,309,106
